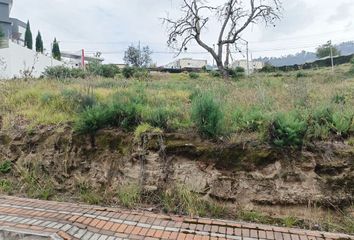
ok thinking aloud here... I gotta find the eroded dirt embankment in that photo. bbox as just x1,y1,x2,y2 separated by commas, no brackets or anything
0,123,353,211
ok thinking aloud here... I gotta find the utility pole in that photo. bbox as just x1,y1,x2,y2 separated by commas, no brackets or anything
81,49,85,70
330,42,334,73
246,41,250,76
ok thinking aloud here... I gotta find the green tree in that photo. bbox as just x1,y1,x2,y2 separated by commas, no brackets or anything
35,31,44,53
316,41,341,58
123,44,152,67
52,38,61,61
24,20,33,49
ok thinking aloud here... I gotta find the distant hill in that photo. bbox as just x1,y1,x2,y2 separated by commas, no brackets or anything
256,41,354,67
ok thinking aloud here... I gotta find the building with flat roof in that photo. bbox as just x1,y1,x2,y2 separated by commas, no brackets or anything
0,0,26,47
165,58,207,69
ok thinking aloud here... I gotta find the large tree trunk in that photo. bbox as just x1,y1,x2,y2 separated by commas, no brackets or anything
216,61,229,78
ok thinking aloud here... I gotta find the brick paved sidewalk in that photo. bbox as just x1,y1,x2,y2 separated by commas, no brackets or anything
0,196,352,240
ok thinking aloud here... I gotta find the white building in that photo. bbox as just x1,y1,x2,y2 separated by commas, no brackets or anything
165,58,207,69
232,59,265,73
0,0,65,79
61,51,104,68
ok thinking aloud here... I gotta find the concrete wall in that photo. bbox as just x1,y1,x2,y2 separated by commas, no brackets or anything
0,42,63,79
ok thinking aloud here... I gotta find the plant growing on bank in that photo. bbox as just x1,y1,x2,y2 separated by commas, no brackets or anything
24,20,33,49
269,112,307,148
191,92,223,138
35,31,44,53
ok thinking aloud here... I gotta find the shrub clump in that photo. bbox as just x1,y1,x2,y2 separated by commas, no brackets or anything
269,112,307,147
44,66,86,79
189,72,199,79
191,92,223,138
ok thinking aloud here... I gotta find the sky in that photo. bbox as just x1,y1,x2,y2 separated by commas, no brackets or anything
10,0,354,65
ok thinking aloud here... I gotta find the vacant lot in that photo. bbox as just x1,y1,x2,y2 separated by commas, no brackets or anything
1,64,353,145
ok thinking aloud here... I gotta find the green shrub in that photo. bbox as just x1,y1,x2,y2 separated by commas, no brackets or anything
122,66,135,78
75,105,111,134
227,67,245,79
296,71,307,78
0,179,13,193
100,64,120,78
0,160,12,174
331,111,353,137
44,66,73,79
142,106,171,129
133,68,150,80
75,99,141,134
209,70,221,78
87,62,120,78
307,107,333,140
191,92,223,138
269,112,307,147
189,72,199,79
134,123,162,142
232,107,268,132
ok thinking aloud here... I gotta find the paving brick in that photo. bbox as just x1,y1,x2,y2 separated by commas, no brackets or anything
0,196,351,240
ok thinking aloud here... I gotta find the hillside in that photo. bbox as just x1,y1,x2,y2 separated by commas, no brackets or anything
256,41,354,67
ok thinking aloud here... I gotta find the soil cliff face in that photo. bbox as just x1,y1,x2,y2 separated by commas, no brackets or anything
0,124,353,209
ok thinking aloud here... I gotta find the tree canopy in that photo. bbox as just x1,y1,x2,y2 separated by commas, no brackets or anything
24,20,33,49
123,44,152,67
316,41,341,59
164,0,282,77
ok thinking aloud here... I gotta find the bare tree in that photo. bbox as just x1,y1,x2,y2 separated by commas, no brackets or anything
163,0,282,77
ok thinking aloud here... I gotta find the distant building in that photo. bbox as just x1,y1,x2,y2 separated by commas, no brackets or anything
0,0,26,46
116,63,127,69
232,59,265,73
0,0,64,79
61,51,104,68
165,58,207,69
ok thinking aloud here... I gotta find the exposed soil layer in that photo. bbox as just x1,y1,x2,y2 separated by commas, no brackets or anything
0,123,353,211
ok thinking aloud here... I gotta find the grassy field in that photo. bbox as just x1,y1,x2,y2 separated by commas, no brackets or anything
0,64,353,233
0,64,354,145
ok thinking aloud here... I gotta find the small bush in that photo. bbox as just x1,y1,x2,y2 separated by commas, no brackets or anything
77,181,103,205
296,71,307,78
0,160,12,174
44,66,74,79
232,107,268,132
307,107,333,140
191,92,223,138
269,112,307,147
142,106,171,129
133,68,150,80
228,67,245,79
117,183,141,209
0,179,13,193
75,105,111,134
209,70,221,78
100,64,120,78
189,72,199,79
331,111,353,137
122,66,135,78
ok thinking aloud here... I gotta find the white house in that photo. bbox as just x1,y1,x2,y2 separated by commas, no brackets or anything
232,59,264,73
0,0,64,79
165,58,207,69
